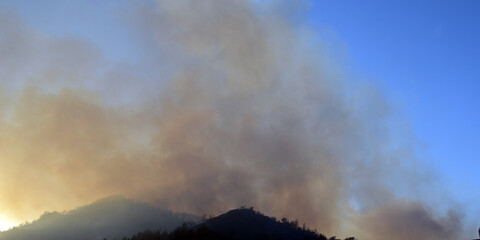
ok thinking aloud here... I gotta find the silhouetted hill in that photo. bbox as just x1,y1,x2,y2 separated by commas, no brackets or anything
0,196,198,240
122,208,356,240
196,208,328,240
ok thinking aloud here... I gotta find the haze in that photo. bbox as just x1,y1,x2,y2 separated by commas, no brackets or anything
0,1,478,239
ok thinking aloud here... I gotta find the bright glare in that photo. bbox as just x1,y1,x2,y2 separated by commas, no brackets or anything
0,216,16,232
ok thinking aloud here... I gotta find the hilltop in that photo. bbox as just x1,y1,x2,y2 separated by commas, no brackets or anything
0,196,197,240
0,197,356,240
124,207,356,240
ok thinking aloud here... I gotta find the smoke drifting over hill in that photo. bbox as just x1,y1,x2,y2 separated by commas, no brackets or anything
0,1,462,239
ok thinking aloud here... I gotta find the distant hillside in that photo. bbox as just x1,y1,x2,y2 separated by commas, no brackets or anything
122,208,356,240
0,196,198,240
198,208,327,240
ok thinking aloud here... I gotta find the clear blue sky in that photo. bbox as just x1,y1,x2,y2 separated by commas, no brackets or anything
1,0,479,224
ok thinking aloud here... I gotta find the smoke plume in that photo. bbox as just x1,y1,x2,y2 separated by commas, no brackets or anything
0,1,463,238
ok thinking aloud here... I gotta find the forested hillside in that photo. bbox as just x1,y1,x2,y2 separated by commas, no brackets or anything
120,208,357,240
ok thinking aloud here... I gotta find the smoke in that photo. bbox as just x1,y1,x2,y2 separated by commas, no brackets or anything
0,0,464,238
357,201,462,240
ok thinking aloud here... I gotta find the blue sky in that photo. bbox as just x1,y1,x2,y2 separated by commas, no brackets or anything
308,1,480,205
1,0,479,233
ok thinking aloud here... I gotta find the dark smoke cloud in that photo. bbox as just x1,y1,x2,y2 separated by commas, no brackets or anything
0,0,464,238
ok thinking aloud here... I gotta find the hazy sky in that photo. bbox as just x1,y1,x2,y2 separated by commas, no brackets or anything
310,2,480,236
0,0,479,239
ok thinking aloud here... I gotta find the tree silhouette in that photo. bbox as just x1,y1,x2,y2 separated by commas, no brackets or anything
114,208,356,240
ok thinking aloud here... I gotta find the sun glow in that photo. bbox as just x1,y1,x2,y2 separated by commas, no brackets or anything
0,216,17,232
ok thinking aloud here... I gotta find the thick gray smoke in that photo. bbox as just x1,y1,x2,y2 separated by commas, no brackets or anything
0,1,463,239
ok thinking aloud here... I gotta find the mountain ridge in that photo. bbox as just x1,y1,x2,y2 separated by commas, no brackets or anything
0,196,197,240
124,207,356,240
0,197,356,240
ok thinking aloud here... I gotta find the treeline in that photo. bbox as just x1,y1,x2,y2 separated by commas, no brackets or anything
119,223,228,240
276,216,356,240
235,206,356,240
116,207,357,240
119,223,356,240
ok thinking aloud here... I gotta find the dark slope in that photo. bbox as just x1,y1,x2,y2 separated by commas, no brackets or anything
121,208,356,240
0,196,198,240
195,208,329,240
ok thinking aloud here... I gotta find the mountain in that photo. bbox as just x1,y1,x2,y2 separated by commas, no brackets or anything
0,196,198,240
196,208,328,240
123,208,356,240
